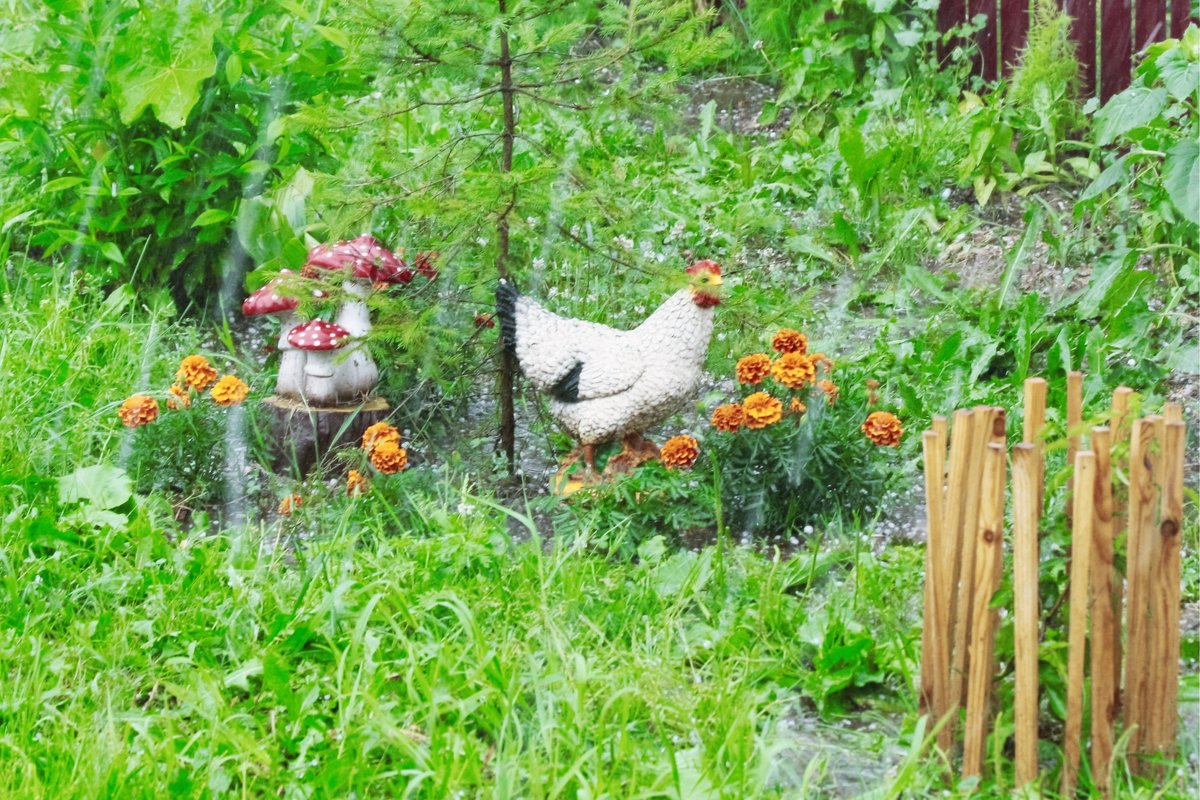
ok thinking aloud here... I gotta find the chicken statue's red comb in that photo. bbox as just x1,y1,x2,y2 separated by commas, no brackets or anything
685,259,721,276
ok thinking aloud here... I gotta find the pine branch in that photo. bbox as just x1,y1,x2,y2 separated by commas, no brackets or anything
332,87,502,130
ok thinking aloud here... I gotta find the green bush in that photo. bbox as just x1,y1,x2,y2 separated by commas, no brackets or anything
0,0,359,305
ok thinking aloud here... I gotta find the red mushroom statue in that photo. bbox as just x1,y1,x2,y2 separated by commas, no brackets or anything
242,272,304,398
287,319,352,406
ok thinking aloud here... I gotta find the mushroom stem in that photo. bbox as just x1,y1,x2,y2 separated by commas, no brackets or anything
275,311,306,399
334,281,379,399
302,353,339,407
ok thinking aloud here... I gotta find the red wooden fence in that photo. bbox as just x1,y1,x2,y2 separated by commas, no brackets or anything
938,0,1199,99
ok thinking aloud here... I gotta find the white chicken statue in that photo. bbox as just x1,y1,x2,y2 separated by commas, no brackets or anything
496,259,723,480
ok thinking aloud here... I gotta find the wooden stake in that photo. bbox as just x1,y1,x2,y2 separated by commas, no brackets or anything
1124,416,1161,760
932,415,948,447
1062,450,1096,797
1090,427,1119,797
945,409,979,720
1024,376,1048,510
951,408,1001,708
962,442,1006,780
1145,420,1185,757
1066,371,1084,522
1023,378,1047,443
1012,444,1041,788
1110,386,1134,710
921,428,952,753
1163,401,1182,423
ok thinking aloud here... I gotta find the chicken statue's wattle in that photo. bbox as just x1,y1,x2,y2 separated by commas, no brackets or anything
497,260,723,480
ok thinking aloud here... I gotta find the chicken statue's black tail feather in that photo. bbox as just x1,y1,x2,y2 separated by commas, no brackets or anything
495,279,519,354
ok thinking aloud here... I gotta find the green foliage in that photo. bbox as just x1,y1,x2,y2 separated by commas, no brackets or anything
1007,0,1081,154
955,0,1088,205
0,0,356,304
1078,26,1199,273
122,370,259,507
546,460,718,556
703,336,900,534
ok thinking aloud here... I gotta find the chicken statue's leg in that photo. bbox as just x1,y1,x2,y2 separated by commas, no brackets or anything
580,444,599,480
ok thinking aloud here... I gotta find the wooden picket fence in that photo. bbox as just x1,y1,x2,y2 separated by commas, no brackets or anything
919,374,1186,794
938,0,1199,99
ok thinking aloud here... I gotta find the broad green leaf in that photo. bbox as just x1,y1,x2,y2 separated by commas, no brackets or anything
838,125,867,190
100,242,125,265
224,52,242,85
313,24,350,49
1155,46,1200,101
1094,87,1167,145
57,464,132,510
1080,155,1130,200
1163,140,1199,226
192,208,231,227
42,176,86,193
867,0,898,13
111,7,219,128
1076,251,1126,318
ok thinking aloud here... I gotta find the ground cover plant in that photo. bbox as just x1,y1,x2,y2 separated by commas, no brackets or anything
0,1,1197,797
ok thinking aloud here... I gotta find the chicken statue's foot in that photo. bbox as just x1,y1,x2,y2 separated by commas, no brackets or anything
552,444,602,497
603,432,660,476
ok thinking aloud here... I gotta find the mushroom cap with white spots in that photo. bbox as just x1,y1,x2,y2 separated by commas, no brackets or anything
287,319,351,350
305,235,411,283
242,275,299,317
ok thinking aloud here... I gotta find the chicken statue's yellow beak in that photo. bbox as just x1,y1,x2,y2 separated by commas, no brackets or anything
687,262,724,308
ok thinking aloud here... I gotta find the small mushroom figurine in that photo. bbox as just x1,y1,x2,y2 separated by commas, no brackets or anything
287,319,352,406
242,271,304,398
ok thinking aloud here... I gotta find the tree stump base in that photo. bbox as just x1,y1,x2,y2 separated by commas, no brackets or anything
263,395,389,476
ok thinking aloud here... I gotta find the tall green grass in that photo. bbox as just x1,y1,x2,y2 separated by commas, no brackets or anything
0,264,186,494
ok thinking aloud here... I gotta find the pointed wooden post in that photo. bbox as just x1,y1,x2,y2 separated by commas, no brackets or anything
947,409,982,718
1090,427,1119,797
1110,386,1134,708
1012,443,1041,787
1066,371,1084,523
1125,416,1162,761
1062,450,1096,797
962,442,1006,779
1144,419,1185,758
1023,377,1047,508
921,427,952,754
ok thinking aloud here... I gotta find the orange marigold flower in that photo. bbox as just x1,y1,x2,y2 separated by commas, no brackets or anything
370,440,408,474
277,495,302,515
660,435,699,469
818,379,839,405
810,352,834,373
866,379,880,406
710,403,745,432
770,352,816,390
742,392,783,429
176,355,218,392
771,328,807,355
347,469,370,496
118,395,158,428
166,384,191,410
862,411,903,446
790,398,807,416
735,353,772,385
362,422,401,451
210,375,250,406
